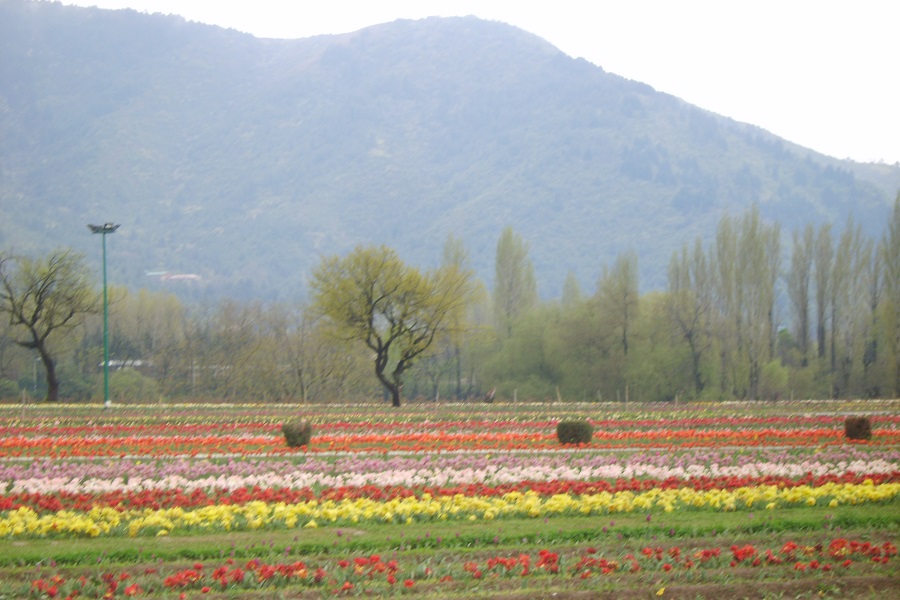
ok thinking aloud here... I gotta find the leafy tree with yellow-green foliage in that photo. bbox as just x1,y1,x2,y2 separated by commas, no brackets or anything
310,245,473,406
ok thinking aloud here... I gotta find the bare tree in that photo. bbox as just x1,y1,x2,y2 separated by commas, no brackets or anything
0,250,99,402
667,238,713,397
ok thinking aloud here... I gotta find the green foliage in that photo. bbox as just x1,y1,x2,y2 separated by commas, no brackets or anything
626,294,692,403
758,360,789,400
844,416,872,441
109,368,158,402
310,245,473,407
544,300,605,401
786,363,831,400
56,363,94,402
482,305,561,401
282,419,313,447
556,419,593,444
0,378,20,399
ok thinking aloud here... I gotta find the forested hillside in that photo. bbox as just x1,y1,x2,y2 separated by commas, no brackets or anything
1,0,898,301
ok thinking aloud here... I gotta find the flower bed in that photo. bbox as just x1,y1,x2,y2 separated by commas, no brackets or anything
2,409,898,457
3,479,899,539
1,401,897,598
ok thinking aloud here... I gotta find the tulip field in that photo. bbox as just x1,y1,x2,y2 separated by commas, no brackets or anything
1,401,898,599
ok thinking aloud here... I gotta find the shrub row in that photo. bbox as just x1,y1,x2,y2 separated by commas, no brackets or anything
278,415,871,449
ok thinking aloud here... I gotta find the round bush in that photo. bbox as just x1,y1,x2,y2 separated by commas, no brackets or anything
844,416,872,441
556,419,594,445
282,419,313,447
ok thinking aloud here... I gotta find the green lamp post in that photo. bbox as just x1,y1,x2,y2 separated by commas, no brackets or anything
88,223,120,408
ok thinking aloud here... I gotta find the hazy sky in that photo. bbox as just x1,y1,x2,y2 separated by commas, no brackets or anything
55,0,899,165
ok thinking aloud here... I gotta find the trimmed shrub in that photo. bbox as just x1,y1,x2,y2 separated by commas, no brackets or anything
844,416,872,441
282,419,313,447
556,419,593,445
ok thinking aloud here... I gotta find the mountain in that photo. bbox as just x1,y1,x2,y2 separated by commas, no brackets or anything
1,0,898,301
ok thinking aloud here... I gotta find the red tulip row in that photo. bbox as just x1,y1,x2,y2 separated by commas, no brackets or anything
25,538,896,599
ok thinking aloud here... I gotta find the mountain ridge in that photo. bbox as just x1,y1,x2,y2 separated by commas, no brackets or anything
1,0,898,300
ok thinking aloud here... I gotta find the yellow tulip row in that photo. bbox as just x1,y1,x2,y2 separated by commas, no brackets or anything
1,481,897,539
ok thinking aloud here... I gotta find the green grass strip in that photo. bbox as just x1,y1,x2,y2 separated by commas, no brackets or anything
1,504,896,568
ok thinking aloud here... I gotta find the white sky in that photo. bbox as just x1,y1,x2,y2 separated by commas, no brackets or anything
55,0,900,165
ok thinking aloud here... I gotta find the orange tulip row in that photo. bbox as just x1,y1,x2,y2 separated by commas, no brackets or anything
0,425,895,457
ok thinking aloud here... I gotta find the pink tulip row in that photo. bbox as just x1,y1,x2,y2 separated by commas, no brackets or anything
4,447,897,496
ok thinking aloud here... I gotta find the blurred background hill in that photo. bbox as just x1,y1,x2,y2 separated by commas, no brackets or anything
2,0,898,300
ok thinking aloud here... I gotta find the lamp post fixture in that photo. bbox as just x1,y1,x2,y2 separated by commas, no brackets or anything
88,223,120,408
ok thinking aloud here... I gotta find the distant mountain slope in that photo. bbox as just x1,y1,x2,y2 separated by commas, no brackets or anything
1,0,898,300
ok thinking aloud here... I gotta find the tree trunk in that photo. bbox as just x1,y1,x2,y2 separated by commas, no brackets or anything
748,358,760,400
375,362,403,407
686,332,704,398
389,384,401,407
38,345,59,403
454,345,462,400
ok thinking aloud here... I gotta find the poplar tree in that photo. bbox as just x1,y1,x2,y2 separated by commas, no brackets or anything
788,224,815,366
493,227,537,337
598,250,639,358
881,195,900,396
814,224,833,363
441,234,471,400
667,237,712,397
593,251,639,401
830,218,871,395
713,208,780,398
738,208,781,399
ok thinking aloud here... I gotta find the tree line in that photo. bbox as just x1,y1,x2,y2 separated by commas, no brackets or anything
1,197,898,404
